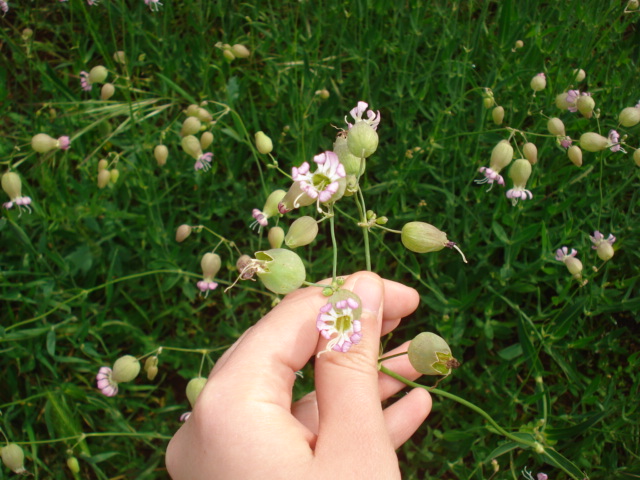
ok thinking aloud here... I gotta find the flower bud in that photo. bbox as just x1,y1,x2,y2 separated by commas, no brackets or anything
231,44,250,58
154,145,169,166
285,216,319,248
492,106,504,125
574,68,586,82
223,49,235,61
619,106,640,128
333,133,364,176
316,88,330,100
67,456,80,474
634,149,640,167
489,140,513,172
200,131,214,150
98,159,109,171
181,135,203,159
88,65,108,84
109,169,120,184
555,92,571,110
101,83,115,100
514,39,524,49
201,253,221,280
278,182,316,213
255,131,273,154
596,242,614,261
31,133,59,153
547,117,566,136
144,356,159,380
181,116,202,137
196,108,213,124
408,332,460,376
111,355,141,383
530,73,546,92
186,377,207,408
255,249,306,295
97,169,111,189
22,28,33,40
401,222,468,264
628,0,639,9
176,224,192,242
347,121,379,158
2,172,22,200
564,256,583,280
268,226,285,249
568,145,583,167
523,142,537,164
113,51,126,64
509,159,532,186
483,96,495,109
577,95,595,119
1,443,27,474
261,189,286,218
185,104,200,117
580,132,609,152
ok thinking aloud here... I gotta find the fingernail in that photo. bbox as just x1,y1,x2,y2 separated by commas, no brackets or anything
352,275,382,313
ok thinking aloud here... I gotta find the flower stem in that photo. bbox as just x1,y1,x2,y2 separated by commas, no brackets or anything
355,187,372,271
329,205,338,282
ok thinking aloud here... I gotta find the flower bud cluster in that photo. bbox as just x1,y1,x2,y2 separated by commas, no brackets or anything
97,158,119,189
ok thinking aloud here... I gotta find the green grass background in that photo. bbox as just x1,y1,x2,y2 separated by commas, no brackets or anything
1,0,639,478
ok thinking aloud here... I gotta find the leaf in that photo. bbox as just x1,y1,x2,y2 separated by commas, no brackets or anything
539,446,586,479
46,328,56,357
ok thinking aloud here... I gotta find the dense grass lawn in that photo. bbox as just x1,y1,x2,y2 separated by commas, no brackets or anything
1,0,639,478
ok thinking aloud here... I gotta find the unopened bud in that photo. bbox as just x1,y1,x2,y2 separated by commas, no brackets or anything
181,116,202,137
285,216,319,248
255,131,273,154
492,106,504,125
22,28,33,40
113,51,126,64
619,106,640,128
144,356,159,380
201,253,222,280
334,133,364,176
109,169,120,184
523,142,537,164
97,169,111,189
154,145,169,166
268,226,285,249
628,0,639,9
634,149,640,167
176,224,192,242
186,377,207,408
316,89,330,100
547,117,565,136
574,68,586,82
1,443,27,474
200,131,214,150
577,95,595,119
223,49,235,61
66,456,80,474
530,73,546,92
514,39,524,49
408,332,460,376
185,104,200,117
2,172,23,200
111,355,140,383
568,146,583,167
231,44,250,58
579,132,609,152
101,83,115,100
255,249,306,295
31,133,59,153
196,108,213,124
347,121,379,158
376,216,388,225
88,65,108,84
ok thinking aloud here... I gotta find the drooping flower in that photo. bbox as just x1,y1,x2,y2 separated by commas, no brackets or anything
181,135,213,171
555,246,578,262
608,130,623,153
197,253,221,296
31,133,70,153
144,0,162,11
530,73,546,92
2,172,32,214
566,89,580,112
506,159,533,205
476,140,513,189
250,190,286,230
555,246,585,285
590,231,616,261
317,295,363,355
559,136,573,149
194,152,213,171
345,101,381,131
1,0,9,16
291,151,346,203
96,366,118,397
80,71,92,91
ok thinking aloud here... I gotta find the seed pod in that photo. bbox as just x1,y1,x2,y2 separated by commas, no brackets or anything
408,332,460,376
97,169,111,189
255,249,306,295
596,242,614,261
88,65,108,84
523,142,537,164
231,44,251,58
67,456,80,474
154,145,169,166
334,133,364,176
186,377,208,408
580,132,609,152
285,216,319,248
568,145,583,167
111,355,141,383
577,95,595,119
634,149,640,167
1,443,27,474
2,172,23,200
347,121,379,158
31,133,58,153
113,51,126,64
555,92,571,110
181,135,203,159
574,68,586,82
564,257,583,281
101,83,115,100
619,107,640,128
196,108,213,124
547,118,566,136
268,226,285,249
176,224,192,242
144,356,159,380
401,222,448,254
200,131,214,150
492,106,504,125
181,116,202,137
201,253,222,280
255,131,274,154
489,140,514,172
109,169,120,184
530,73,546,92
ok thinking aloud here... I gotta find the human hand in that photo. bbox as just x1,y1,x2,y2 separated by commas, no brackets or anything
166,271,432,480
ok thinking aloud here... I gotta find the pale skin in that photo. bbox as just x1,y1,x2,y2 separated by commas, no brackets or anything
166,272,432,480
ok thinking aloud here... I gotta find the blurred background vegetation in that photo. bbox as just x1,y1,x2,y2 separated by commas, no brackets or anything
1,0,639,478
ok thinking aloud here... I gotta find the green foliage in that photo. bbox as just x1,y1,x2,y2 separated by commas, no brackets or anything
1,0,639,478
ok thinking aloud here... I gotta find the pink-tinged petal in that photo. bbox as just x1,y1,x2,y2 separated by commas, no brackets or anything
180,412,192,422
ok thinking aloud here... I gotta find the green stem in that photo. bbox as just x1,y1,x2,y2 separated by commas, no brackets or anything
329,205,338,282
355,188,371,271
